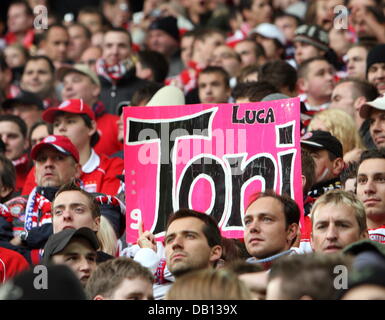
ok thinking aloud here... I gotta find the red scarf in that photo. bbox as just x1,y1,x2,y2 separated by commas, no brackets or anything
96,58,133,82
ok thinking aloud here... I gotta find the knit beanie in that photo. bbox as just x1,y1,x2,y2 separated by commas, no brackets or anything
366,44,385,74
149,16,180,42
294,24,329,52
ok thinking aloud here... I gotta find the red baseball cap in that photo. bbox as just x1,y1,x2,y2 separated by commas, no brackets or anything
42,99,95,123
31,135,80,163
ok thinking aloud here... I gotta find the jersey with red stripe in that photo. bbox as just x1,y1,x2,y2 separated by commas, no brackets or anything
80,150,124,196
368,226,385,244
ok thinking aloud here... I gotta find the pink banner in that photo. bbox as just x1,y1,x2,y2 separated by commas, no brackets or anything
124,98,303,243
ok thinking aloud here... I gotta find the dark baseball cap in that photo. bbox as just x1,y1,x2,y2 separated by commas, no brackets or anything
2,90,44,110
41,227,99,265
301,130,343,158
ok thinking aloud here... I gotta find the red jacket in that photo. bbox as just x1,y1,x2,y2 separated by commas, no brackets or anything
21,149,124,196
94,113,123,157
80,149,124,195
0,247,29,283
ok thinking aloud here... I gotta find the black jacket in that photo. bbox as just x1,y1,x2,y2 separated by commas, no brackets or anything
98,67,151,114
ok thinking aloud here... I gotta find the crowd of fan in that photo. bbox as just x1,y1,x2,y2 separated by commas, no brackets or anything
1,0,385,300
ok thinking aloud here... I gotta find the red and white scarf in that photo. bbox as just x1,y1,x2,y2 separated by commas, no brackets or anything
24,188,52,231
368,226,385,244
96,58,133,82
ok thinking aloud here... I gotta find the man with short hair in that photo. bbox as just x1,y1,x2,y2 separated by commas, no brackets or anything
356,149,385,243
301,130,345,199
345,44,372,80
0,115,30,194
146,16,183,78
234,40,266,68
39,24,70,69
330,78,378,149
97,28,149,114
42,227,99,287
2,90,44,132
67,23,92,63
58,64,122,156
80,46,102,74
297,57,335,120
191,28,226,70
50,184,101,234
366,44,385,95
330,78,378,128
198,66,231,104
311,190,369,254
164,209,223,278
210,45,242,88
86,257,154,300
243,190,300,269
274,11,299,43
20,55,58,108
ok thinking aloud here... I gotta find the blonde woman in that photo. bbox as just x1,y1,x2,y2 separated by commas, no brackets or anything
95,195,126,257
308,108,365,163
97,216,118,257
